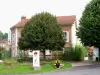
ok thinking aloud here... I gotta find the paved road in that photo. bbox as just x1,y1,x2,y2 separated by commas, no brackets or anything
6,64,100,75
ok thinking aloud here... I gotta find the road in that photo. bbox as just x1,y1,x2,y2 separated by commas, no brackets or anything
9,64,100,75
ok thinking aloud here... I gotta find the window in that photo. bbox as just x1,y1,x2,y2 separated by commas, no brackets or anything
12,34,15,44
12,34,14,37
63,31,69,42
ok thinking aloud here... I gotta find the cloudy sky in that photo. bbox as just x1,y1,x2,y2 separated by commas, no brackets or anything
0,0,91,33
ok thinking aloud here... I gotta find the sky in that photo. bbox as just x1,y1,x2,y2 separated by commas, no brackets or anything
0,0,91,33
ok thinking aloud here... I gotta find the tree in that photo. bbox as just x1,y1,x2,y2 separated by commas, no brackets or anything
3,33,8,39
0,46,5,59
0,31,3,39
18,12,65,60
0,31,8,40
77,0,100,48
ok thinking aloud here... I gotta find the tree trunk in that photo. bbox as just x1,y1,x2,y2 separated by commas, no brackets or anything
43,49,46,60
56,50,59,60
23,48,26,58
23,50,26,57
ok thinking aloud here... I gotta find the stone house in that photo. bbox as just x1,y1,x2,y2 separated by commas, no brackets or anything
10,16,77,57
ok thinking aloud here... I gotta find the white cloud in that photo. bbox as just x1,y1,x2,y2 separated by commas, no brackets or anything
0,0,91,33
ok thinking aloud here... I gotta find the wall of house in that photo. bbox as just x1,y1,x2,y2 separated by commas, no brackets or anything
11,27,24,57
62,25,72,47
11,28,17,57
17,28,23,39
71,22,77,46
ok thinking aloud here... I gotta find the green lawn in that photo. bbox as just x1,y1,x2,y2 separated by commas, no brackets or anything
0,60,72,74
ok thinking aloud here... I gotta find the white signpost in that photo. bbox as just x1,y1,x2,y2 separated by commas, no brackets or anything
33,50,40,70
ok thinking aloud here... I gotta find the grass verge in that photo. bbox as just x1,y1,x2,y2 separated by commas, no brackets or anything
0,60,72,74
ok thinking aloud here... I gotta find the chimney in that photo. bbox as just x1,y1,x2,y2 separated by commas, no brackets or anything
21,16,26,20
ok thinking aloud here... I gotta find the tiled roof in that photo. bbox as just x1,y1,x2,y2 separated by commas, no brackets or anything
57,15,76,25
14,19,29,27
10,19,29,29
10,15,76,29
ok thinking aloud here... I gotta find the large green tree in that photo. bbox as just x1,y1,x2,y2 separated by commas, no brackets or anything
77,0,100,48
18,12,65,59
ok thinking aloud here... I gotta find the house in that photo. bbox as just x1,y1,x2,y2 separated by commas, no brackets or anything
10,15,77,57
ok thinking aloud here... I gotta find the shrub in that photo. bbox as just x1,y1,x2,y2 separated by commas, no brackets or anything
0,47,11,59
62,45,88,61
2,50,11,59
3,59,17,68
62,46,73,61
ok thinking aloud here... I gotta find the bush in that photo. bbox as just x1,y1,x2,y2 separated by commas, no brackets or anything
3,59,17,68
2,50,11,59
0,47,11,59
62,45,88,61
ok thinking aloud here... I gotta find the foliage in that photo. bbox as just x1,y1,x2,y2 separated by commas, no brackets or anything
3,33,8,39
0,31,3,39
18,12,65,59
0,31,8,39
77,0,100,48
0,50,11,59
81,45,88,57
0,46,5,51
0,47,4,59
3,59,17,68
62,45,88,61
0,47,11,59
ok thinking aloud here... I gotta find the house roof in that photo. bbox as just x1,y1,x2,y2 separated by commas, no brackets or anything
57,15,76,25
10,15,76,29
14,19,29,27
10,19,29,29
